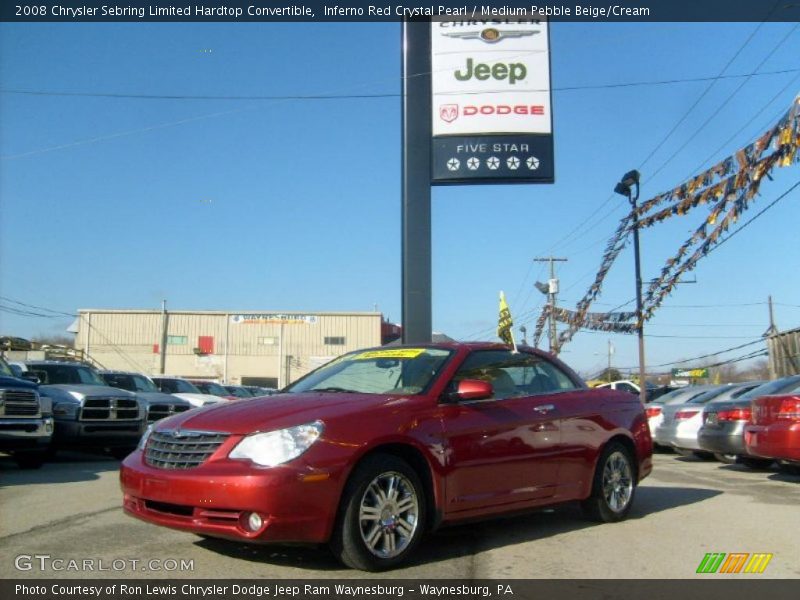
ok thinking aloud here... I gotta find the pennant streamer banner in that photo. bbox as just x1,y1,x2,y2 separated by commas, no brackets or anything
552,95,800,350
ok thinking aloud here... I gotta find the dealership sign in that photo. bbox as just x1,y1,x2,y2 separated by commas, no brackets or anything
230,314,318,325
671,368,709,379
431,18,554,184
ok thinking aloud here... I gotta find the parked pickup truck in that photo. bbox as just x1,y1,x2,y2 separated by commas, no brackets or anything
98,371,193,422
0,356,54,468
24,361,146,458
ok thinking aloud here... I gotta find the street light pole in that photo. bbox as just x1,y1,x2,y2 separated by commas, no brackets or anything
615,170,647,405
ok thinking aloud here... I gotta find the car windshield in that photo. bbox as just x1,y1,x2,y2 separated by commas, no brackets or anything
286,347,453,396
29,363,105,385
196,382,229,396
226,386,252,398
688,386,730,404
737,376,800,401
103,373,158,392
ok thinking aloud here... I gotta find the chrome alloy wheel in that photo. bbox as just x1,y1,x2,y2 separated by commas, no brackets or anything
358,471,419,558
602,451,633,513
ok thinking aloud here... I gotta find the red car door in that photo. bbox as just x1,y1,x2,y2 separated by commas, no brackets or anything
442,394,562,514
439,349,567,515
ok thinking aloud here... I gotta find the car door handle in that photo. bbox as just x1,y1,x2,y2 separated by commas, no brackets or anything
533,404,555,413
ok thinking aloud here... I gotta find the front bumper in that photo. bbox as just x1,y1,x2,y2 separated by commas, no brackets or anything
745,422,800,461
0,417,54,450
120,450,342,544
54,419,144,448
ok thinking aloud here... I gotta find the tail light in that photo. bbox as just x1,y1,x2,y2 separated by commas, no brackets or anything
674,409,700,420
646,407,662,418
777,396,800,420
717,408,751,422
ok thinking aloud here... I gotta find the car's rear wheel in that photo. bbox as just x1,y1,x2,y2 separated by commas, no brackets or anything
738,457,774,470
330,454,425,571
582,442,636,523
714,453,738,464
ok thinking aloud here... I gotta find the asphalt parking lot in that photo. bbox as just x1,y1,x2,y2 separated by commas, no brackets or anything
0,452,798,579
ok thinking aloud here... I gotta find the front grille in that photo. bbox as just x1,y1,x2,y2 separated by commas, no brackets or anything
80,397,139,421
1,390,41,417
145,430,228,469
146,403,191,422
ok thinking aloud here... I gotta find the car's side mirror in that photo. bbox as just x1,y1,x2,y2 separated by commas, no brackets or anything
451,379,494,402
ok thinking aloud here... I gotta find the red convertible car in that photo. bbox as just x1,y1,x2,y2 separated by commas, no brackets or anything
120,343,652,570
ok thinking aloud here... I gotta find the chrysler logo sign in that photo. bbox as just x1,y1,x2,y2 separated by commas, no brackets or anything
442,28,538,43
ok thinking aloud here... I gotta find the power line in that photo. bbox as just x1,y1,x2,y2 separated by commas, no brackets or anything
646,22,799,183
3,67,800,102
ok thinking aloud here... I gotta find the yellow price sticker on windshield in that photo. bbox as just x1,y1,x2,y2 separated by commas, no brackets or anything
352,349,426,360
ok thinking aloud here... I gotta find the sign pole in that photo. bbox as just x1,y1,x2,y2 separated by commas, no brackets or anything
401,19,432,344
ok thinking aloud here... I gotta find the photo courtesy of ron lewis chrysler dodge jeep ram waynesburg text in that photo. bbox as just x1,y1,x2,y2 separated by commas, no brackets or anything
120,343,652,571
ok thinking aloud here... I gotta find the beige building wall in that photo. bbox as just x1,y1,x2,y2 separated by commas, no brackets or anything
74,310,383,387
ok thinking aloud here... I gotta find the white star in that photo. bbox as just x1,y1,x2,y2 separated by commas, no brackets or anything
467,157,480,170
447,158,460,171
506,156,520,170
526,156,540,170
486,156,500,170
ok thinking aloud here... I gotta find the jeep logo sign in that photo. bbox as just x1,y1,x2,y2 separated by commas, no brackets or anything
454,58,527,84
430,17,554,184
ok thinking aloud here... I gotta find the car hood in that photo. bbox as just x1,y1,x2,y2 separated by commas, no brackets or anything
156,391,409,435
0,375,37,390
168,392,225,404
39,384,135,405
136,391,190,406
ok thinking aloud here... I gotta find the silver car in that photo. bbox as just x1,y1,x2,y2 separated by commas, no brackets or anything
646,385,722,448
654,383,761,457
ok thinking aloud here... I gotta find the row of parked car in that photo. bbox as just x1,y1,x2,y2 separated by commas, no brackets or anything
0,356,273,468
644,375,800,473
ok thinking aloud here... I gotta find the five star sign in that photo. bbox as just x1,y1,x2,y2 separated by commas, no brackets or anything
506,156,520,170
486,156,500,170
446,158,460,171
466,157,480,170
526,156,540,170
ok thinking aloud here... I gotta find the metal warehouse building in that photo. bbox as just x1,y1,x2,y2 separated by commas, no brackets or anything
74,309,385,388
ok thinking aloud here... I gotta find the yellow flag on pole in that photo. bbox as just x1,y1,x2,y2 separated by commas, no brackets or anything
498,291,518,352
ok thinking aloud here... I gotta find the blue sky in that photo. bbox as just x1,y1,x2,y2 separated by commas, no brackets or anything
1,21,799,376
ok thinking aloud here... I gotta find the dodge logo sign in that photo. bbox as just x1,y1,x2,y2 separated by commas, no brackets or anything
439,104,459,122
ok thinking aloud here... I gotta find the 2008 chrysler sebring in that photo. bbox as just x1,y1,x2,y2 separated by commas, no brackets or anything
121,343,652,570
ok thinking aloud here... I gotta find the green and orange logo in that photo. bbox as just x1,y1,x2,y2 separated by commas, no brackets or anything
696,553,773,574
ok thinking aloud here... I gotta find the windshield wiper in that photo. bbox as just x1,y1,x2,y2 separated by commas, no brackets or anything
312,386,359,394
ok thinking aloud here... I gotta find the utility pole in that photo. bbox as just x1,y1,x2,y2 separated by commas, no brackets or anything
534,257,568,355
159,300,168,374
607,340,614,382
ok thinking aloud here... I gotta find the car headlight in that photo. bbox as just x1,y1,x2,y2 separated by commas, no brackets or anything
138,424,154,451
229,421,324,467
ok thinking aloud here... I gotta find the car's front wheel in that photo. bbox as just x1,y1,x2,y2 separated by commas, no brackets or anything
582,442,636,523
330,454,426,571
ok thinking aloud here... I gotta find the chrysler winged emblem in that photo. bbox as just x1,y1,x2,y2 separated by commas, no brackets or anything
443,28,538,44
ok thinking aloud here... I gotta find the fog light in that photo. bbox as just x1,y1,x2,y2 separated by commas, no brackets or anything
246,512,263,531
44,418,54,434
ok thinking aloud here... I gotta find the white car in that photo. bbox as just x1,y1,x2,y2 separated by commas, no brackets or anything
150,376,226,408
